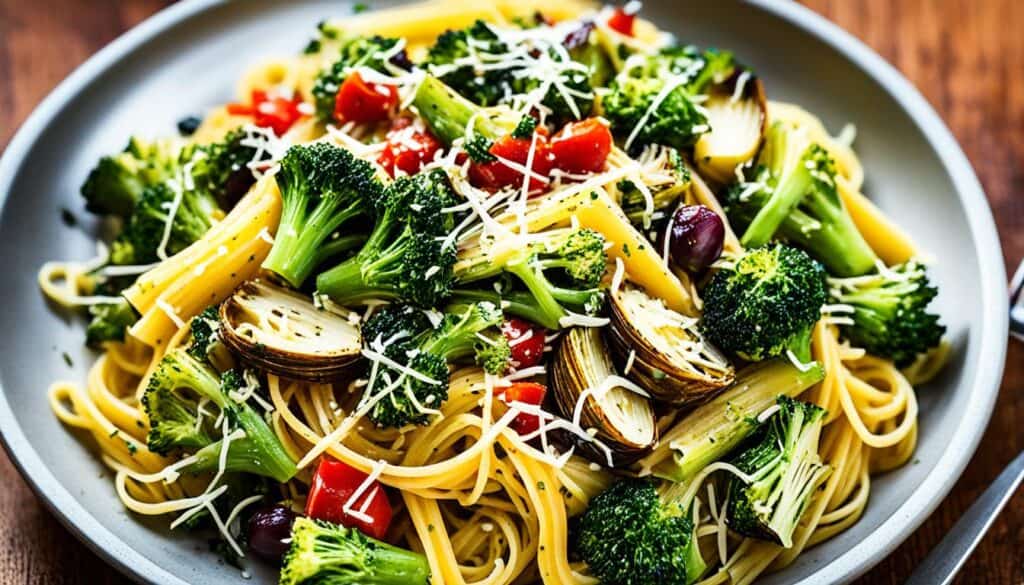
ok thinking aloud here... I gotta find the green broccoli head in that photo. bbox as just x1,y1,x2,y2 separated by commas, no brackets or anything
85,299,138,347
280,517,430,585
702,244,827,363
192,128,268,209
602,47,735,152
576,479,706,585
726,396,831,547
142,350,297,482
829,262,945,366
262,143,379,287
109,180,219,266
187,305,222,361
475,334,512,375
81,137,182,218
312,35,406,120
426,21,511,107
316,169,458,308
362,302,505,427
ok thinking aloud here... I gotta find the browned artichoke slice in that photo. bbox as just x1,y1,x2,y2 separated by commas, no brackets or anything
551,327,657,466
219,279,362,382
608,283,734,405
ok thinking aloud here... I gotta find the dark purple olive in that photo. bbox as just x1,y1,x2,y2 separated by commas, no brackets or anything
562,20,595,49
247,505,297,562
669,205,725,273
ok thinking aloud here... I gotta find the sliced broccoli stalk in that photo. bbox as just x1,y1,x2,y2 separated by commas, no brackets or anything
141,350,297,483
81,137,182,218
261,143,379,288
701,244,827,363
360,302,504,427
280,517,430,585
85,299,138,347
649,359,825,483
411,75,514,157
602,46,736,152
312,35,406,120
829,261,945,366
316,169,458,308
724,123,879,277
726,396,831,547
453,227,608,330
576,479,706,585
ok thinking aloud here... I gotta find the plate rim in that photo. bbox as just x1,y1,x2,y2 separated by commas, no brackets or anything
0,0,1008,584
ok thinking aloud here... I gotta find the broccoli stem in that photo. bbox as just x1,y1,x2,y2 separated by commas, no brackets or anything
412,75,504,146
450,289,560,330
316,258,395,304
780,200,878,278
741,163,813,248
651,359,825,483
182,406,297,483
313,233,368,266
263,201,364,288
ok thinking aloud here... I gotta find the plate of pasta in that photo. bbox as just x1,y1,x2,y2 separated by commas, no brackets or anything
0,0,1008,584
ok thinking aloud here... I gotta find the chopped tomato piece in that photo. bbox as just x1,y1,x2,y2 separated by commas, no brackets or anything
378,118,443,177
497,382,548,436
468,133,553,195
304,458,392,540
607,7,635,36
501,318,547,369
550,118,613,174
334,72,399,124
227,89,307,136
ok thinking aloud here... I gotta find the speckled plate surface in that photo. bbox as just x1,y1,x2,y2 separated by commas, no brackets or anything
0,1,1007,583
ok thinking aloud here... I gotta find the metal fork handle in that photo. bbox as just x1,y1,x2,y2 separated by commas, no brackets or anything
905,450,1024,585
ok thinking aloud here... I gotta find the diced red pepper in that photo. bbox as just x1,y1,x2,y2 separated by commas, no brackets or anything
468,133,554,195
334,72,399,124
377,117,443,177
607,7,635,36
550,118,613,174
227,89,307,136
497,382,548,436
501,318,547,369
304,458,392,540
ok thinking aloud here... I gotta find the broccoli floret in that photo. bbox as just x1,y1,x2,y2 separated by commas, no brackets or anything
702,244,827,363
187,305,223,361
96,138,171,202
723,122,879,277
280,517,430,585
108,181,218,266
426,21,511,107
726,396,831,547
316,169,458,308
81,137,182,218
361,302,505,427
602,46,736,152
85,299,138,347
426,20,594,121
829,262,945,366
141,349,297,483
192,127,269,209
454,227,608,329
312,35,407,121
576,479,706,585
262,143,379,287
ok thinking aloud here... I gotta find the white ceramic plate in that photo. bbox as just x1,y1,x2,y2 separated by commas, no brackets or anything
0,1,1008,583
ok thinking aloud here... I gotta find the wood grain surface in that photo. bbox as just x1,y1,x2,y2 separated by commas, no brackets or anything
1,1,1021,583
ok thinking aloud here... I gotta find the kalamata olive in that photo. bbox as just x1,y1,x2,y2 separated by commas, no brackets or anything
247,505,297,562
669,205,725,273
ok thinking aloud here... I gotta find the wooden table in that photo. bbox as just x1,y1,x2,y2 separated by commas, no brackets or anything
0,0,1021,583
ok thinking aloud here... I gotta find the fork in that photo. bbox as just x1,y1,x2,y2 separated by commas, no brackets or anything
905,259,1024,585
